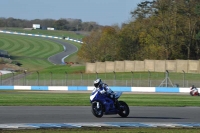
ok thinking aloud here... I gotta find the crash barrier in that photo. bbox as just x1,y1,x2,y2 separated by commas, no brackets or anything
0,30,83,43
0,86,191,93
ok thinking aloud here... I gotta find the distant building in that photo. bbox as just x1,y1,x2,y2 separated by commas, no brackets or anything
47,27,55,30
41,26,47,30
33,24,41,29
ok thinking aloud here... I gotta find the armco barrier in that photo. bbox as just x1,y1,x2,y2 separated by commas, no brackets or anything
0,86,191,93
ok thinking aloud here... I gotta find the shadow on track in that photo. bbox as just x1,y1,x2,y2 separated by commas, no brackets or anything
107,116,184,119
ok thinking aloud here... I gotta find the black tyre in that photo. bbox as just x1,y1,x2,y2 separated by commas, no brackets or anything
190,91,194,96
91,101,103,118
118,101,129,117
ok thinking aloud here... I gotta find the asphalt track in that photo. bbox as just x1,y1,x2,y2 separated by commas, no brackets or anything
47,39,78,65
0,106,200,124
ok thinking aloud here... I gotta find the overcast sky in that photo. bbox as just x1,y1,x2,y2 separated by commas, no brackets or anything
1,0,144,26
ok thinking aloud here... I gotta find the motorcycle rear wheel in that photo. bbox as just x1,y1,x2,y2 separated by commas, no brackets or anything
91,101,103,118
118,101,129,117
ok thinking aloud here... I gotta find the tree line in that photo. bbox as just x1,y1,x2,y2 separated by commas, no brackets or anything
0,17,102,31
78,0,200,62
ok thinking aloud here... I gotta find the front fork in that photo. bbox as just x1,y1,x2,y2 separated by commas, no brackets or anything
97,102,100,108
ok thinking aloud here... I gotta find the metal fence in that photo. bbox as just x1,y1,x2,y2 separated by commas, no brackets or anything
1,71,200,87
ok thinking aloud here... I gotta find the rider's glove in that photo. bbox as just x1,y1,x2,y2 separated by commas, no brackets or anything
99,89,106,94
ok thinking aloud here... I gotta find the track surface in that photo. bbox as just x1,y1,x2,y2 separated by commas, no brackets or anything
47,39,78,64
0,106,200,124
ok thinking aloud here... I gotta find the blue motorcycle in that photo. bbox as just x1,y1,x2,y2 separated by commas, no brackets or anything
90,88,130,118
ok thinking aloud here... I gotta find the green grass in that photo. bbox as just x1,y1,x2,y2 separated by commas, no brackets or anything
37,65,85,73
0,33,64,71
0,31,85,73
0,91,198,106
1,127,199,133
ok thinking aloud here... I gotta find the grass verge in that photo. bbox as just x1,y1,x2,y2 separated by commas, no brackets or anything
0,91,198,106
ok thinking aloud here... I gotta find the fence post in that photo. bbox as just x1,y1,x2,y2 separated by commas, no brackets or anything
50,72,52,86
37,71,39,86
12,71,14,85
166,70,169,87
148,70,151,87
24,70,26,86
131,71,133,87
65,71,67,86
96,72,98,79
81,72,83,85
0,73,2,85
182,70,185,87
113,71,116,86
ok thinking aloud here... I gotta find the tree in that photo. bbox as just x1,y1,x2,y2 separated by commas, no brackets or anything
53,18,69,30
78,26,119,62
98,26,119,61
176,0,200,59
78,30,102,62
117,22,140,60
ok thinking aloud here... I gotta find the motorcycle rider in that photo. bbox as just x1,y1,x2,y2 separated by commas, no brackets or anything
94,78,115,112
94,78,115,99
190,85,198,95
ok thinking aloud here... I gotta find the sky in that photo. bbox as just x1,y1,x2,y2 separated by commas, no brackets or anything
0,0,144,26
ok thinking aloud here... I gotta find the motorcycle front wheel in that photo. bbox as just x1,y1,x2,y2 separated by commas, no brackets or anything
190,91,194,96
118,101,130,117
91,101,103,118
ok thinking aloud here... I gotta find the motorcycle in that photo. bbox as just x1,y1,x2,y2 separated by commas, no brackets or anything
90,88,129,118
190,88,199,96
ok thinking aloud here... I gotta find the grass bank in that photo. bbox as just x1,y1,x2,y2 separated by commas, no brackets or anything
0,33,63,71
0,33,85,73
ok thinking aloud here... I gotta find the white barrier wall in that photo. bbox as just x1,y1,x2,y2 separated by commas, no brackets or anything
124,60,134,72
155,60,166,72
86,60,200,74
96,62,106,73
166,60,176,72
188,60,199,73
179,88,190,93
48,86,68,90
86,63,96,73
105,61,115,73
2,86,190,93
131,87,155,92
134,61,144,71
115,61,125,72
144,60,155,72
176,60,188,73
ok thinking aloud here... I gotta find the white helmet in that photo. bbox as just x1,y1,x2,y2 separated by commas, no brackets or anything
94,78,102,88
